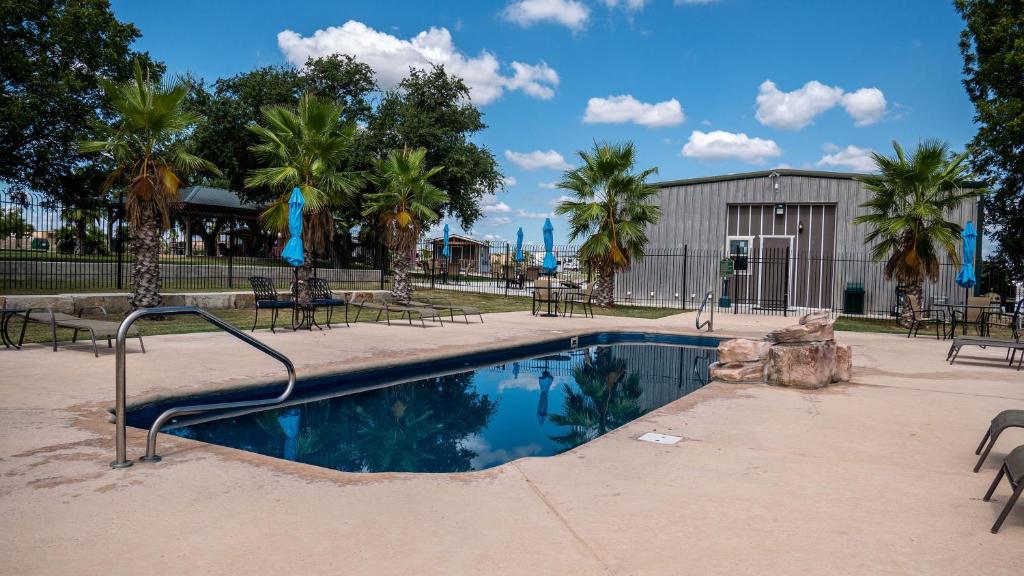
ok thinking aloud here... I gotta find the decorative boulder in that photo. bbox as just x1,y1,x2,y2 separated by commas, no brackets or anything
766,340,836,389
766,316,834,343
709,361,766,383
833,344,853,383
718,338,772,364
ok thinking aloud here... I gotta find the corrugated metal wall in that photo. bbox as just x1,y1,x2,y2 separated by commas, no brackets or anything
617,171,980,315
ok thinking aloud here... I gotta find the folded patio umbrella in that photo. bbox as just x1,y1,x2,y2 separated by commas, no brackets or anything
442,223,450,260
515,227,524,263
280,187,305,267
956,220,977,297
278,407,301,461
541,218,557,274
536,369,554,425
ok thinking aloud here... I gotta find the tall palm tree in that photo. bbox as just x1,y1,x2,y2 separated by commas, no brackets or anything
246,94,361,307
854,140,980,326
80,62,220,308
363,147,447,302
555,142,662,307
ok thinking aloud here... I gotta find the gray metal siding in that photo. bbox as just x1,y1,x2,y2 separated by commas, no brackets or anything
617,172,980,314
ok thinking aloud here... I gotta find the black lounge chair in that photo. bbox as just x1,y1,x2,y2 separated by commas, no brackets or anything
248,276,294,333
408,296,483,324
17,306,145,357
983,443,1024,533
947,300,1022,370
974,410,1024,472
906,294,946,340
308,277,348,328
351,296,445,327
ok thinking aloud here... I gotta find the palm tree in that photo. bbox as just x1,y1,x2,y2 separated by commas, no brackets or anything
246,94,361,307
363,147,447,302
854,140,980,326
80,62,220,308
555,142,661,307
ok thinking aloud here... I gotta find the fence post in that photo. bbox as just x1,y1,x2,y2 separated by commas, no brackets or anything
681,244,688,309
504,242,510,297
783,245,791,317
115,206,124,291
227,220,235,289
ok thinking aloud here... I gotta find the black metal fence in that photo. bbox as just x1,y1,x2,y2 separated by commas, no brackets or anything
0,191,387,294
2,191,1019,318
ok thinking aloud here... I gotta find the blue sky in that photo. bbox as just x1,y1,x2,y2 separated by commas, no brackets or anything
111,0,976,244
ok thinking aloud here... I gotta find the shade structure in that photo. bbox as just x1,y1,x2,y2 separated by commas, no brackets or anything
956,220,977,290
280,187,305,267
541,218,557,274
442,223,450,259
515,227,524,263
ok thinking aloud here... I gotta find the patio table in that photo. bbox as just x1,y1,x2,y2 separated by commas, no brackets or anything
945,303,1001,337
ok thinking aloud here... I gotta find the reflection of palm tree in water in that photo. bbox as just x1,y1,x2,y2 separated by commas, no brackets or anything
549,346,644,452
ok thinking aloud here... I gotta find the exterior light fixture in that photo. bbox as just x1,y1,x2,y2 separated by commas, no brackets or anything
798,221,805,234
649,291,655,297
774,203,785,217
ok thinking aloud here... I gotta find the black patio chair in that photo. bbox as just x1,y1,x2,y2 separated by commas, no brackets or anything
563,282,595,318
308,277,348,328
983,443,1024,533
248,276,294,333
974,410,1024,472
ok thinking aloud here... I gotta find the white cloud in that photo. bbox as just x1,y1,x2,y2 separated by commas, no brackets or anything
487,216,513,226
502,176,518,187
502,0,590,31
549,194,573,207
840,88,887,126
517,209,557,219
505,149,571,171
755,79,888,130
755,80,843,130
681,130,781,164
676,0,719,4
816,144,876,172
484,234,505,241
538,181,559,189
583,95,685,127
482,196,512,213
603,0,649,11
700,119,712,126
277,21,559,105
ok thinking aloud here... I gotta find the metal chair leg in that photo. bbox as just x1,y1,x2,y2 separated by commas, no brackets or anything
984,466,1006,502
89,328,98,357
976,431,991,455
975,433,999,473
991,481,1023,534
252,308,259,332
138,334,146,353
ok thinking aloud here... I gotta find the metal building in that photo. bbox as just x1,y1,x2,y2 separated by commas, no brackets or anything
616,169,982,315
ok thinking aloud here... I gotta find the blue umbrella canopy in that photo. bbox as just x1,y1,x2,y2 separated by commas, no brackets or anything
956,220,977,289
280,187,305,267
442,223,450,259
541,218,557,274
515,227,524,263
536,369,554,425
278,407,301,461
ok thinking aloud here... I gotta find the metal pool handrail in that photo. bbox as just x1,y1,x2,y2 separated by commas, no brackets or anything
111,306,297,469
695,291,714,332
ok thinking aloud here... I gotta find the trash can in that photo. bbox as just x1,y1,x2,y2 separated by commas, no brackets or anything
843,282,865,315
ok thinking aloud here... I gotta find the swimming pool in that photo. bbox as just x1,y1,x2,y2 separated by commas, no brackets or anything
131,333,719,473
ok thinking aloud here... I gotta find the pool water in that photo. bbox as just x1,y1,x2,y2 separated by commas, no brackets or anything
161,336,717,473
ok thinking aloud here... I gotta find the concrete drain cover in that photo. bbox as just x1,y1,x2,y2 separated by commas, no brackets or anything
637,432,682,445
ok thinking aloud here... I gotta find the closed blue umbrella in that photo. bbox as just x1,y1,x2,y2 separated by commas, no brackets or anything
280,187,304,267
536,369,554,425
278,407,301,461
442,223,450,259
541,218,557,274
956,221,977,290
515,227,524,263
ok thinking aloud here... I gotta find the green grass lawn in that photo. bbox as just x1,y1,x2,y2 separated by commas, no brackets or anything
833,315,1017,340
8,289,688,345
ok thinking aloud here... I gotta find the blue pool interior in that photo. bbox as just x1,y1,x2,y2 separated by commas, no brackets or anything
129,332,719,473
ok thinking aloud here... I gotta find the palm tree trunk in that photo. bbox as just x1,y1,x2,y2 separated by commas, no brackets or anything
130,204,162,309
595,262,615,307
391,249,412,302
295,256,313,309
74,219,87,256
900,280,923,328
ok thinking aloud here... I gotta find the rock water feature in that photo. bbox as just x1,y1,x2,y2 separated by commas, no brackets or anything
709,312,852,389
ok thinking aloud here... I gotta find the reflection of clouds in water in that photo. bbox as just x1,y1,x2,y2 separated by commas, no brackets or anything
461,433,543,469
497,374,571,391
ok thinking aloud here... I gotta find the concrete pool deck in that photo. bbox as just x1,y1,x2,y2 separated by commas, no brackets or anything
1,311,1022,575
